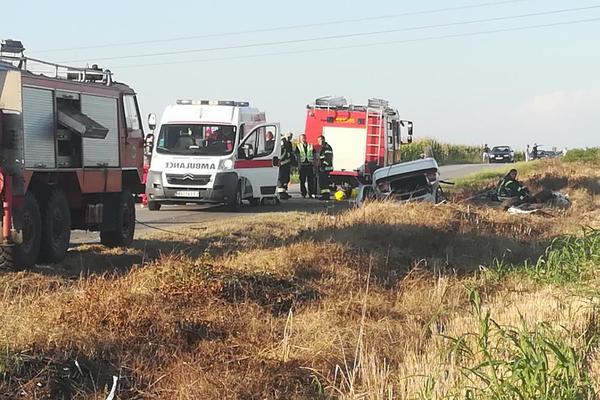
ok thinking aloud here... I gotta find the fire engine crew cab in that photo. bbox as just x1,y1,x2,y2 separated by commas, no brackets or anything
304,96,413,189
145,100,281,210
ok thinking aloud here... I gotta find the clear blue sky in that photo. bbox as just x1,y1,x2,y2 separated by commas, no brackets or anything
3,0,599,150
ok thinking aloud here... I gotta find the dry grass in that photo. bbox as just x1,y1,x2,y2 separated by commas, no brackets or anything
0,160,599,399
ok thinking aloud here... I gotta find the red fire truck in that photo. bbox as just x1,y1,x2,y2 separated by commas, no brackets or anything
0,40,144,269
304,96,413,188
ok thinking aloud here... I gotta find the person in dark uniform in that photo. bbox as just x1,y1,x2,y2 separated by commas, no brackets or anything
497,169,530,201
496,168,552,208
317,135,333,200
296,133,316,198
532,143,539,160
277,132,294,199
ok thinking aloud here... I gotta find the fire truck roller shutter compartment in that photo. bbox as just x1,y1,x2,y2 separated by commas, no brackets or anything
22,87,55,168
322,126,366,172
81,95,119,167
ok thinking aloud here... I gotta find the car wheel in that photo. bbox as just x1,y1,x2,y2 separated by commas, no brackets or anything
148,201,161,211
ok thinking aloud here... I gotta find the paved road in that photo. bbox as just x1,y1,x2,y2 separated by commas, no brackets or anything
71,163,509,244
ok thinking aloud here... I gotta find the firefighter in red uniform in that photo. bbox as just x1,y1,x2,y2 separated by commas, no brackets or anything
317,135,333,200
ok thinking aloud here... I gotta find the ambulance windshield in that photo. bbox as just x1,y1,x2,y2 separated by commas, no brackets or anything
156,124,236,156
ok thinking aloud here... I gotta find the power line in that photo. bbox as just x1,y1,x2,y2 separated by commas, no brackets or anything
57,5,600,64
113,16,600,69
33,0,527,53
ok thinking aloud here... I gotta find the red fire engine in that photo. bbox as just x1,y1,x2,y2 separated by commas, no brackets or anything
304,96,413,188
0,40,144,269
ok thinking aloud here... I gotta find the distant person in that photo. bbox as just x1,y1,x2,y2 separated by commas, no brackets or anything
265,130,275,153
482,144,491,163
296,134,317,198
526,144,530,162
532,143,539,160
496,168,552,207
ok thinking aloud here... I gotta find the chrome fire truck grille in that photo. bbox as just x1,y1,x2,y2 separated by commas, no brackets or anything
166,173,211,186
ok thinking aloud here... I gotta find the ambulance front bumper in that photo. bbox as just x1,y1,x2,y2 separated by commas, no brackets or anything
145,171,238,204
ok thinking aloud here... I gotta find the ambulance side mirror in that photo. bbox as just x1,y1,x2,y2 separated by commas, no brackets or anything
144,133,154,156
148,113,157,131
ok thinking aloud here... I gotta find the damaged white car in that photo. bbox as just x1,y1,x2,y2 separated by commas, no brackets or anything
355,158,446,206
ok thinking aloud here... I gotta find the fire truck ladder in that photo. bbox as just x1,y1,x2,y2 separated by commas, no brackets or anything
365,99,387,165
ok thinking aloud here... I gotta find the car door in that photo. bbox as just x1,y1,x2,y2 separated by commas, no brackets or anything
235,123,280,198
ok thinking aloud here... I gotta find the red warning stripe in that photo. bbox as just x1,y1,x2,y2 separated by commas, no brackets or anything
234,160,274,169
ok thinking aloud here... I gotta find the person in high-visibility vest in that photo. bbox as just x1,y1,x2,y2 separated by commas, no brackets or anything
277,132,294,199
296,133,317,198
317,135,333,200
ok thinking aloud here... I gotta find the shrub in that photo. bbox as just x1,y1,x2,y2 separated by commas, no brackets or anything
563,148,600,164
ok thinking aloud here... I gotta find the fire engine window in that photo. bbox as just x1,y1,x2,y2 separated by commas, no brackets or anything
56,95,83,168
156,124,236,156
123,95,140,131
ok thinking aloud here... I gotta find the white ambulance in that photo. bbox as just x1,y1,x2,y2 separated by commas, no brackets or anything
145,100,281,210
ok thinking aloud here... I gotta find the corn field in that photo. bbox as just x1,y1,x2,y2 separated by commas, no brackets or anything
401,139,525,165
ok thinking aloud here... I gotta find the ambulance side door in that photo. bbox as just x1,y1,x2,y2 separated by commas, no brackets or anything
235,123,281,198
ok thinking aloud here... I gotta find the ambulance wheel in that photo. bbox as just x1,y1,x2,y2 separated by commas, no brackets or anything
226,183,243,211
39,189,71,263
148,201,161,211
101,189,136,247
0,192,42,270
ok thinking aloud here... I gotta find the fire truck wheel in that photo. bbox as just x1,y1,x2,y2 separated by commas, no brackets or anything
40,189,71,263
148,201,161,211
248,197,261,206
0,192,42,270
101,189,136,247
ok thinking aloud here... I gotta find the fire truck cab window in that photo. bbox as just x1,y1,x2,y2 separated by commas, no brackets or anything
156,124,236,156
123,95,141,131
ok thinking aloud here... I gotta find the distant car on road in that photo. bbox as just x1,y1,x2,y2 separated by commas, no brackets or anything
489,146,515,163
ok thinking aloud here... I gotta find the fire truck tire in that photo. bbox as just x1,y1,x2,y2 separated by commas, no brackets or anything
0,192,42,270
39,189,71,263
100,189,136,247
248,197,261,206
148,201,161,211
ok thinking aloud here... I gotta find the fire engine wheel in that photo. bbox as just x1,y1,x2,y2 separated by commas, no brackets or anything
101,189,136,248
148,201,161,211
39,189,71,263
0,192,42,270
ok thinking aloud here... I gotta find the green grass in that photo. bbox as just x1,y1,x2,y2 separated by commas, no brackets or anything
401,139,526,166
485,228,600,286
451,161,541,191
431,290,597,400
